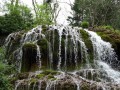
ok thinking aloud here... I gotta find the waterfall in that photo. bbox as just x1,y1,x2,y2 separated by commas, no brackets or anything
85,29,120,83
36,45,41,69
4,25,120,90
85,29,118,64
57,26,64,70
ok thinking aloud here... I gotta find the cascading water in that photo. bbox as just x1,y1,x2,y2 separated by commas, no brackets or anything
85,29,120,83
57,26,64,70
36,45,41,69
4,25,120,90
85,29,118,65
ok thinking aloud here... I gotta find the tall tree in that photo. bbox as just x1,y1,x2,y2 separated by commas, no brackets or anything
69,0,120,29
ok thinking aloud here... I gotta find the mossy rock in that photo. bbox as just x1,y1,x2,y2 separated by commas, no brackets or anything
21,42,39,72
41,70,60,75
16,72,29,80
60,81,77,90
37,38,48,51
42,25,48,33
29,78,37,83
97,32,113,44
23,42,37,49
36,70,60,80
80,82,90,90
80,29,94,64
37,39,49,70
47,74,55,79
36,74,45,79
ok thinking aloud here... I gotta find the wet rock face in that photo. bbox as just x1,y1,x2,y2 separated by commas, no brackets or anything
21,43,38,72
12,71,120,90
14,74,77,90
5,25,93,72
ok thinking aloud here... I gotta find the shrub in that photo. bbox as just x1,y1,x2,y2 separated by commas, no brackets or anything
0,74,13,90
0,47,14,90
81,21,89,28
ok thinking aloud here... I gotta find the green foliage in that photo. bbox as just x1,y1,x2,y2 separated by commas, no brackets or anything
0,0,54,34
0,47,15,75
0,1,34,34
0,74,13,90
0,47,5,61
81,21,89,28
0,47,14,90
69,0,120,29
34,3,53,25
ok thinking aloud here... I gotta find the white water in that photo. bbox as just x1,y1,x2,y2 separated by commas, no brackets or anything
85,29,120,83
5,26,120,90
36,45,41,69
21,26,42,44
57,25,64,70
85,29,118,65
98,61,120,83
15,80,24,90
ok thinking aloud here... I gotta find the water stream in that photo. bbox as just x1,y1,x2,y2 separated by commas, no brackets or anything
5,25,120,90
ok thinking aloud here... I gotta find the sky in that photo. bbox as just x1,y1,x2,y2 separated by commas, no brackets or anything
0,0,74,25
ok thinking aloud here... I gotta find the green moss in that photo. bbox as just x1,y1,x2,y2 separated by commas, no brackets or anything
51,77,57,81
23,42,36,49
97,32,112,42
95,28,120,63
30,78,37,83
36,74,45,79
36,70,58,80
41,70,60,75
98,25,114,30
80,29,94,64
47,74,55,79
21,42,39,72
42,25,47,32
37,38,48,50
96,29,120,49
